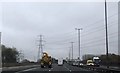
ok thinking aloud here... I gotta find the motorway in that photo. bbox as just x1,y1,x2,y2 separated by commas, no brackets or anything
2,63,97,73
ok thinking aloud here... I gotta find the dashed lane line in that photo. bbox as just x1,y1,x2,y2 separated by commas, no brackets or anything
49,68,53,71
64,66,72,72
15,67,38,73
49,70,51,71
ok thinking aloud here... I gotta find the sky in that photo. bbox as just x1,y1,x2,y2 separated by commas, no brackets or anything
0,0,119,61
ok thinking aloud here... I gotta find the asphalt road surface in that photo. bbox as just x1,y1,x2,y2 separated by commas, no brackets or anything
2,63,98,73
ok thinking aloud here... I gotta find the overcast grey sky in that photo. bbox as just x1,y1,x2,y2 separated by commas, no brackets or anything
1,1,118,61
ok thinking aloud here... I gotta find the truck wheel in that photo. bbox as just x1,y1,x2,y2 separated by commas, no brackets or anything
41,65,44,68
48,65,52,68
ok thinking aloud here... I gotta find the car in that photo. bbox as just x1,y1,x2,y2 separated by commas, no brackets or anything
93,57,100,67
72,62,76,66
80,63,83,66
86,60,94,66
75,62,79,66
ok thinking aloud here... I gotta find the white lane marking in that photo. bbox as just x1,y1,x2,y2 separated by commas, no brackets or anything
5,65,39,69
0,68,2,73
64,66,69,70
49,67,53,71
48,67,53,71
22,68,37,71
15,67,38,73
49,70,51,71
64,66,71,72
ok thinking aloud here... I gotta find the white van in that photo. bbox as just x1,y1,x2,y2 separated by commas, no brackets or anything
58,58,63,66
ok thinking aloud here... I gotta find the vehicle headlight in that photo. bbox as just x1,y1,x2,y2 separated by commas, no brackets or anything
41,62,43,65
49,62,51,64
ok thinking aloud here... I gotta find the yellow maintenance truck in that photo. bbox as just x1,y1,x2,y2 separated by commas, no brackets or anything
40,52,52,68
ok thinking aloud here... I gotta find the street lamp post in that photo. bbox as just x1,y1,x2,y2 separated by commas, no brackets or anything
104,0,109,68
75,28,82,61
70,42,74,60
0,32,2,69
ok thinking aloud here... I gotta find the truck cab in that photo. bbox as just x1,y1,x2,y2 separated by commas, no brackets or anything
40,52,52,68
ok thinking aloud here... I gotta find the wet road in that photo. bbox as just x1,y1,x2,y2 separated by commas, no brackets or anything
2,63,97,73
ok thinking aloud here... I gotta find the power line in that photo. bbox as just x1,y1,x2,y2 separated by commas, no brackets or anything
48,20,117,42
45,14,117,41
83,12,118,29
83,19,117,33
81,21,117,37
82,31,117,42
45,30,117,49
43,13,118,51
46,31,76,39
46,19,117,41
46,36,76,44
81,34,117,46
81,40,117,48
81,38,105,45
45,29,117,46
44,15,117,44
